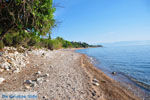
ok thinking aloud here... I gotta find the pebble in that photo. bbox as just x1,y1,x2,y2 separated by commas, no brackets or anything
0,62,10,70
24,80,37,88
92,78,100,86
92,90,96,96
112,71,117,75
0,69,4,72
92,82,100,86
36,77,44,84
45,73,49,77
13,68,20,73
25,80,33,84
43,96,48,100
93,78,99,83
0,77,5,84
36,71,41,75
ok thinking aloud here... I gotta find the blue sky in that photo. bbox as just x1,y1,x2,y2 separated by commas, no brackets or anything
52,0,150,44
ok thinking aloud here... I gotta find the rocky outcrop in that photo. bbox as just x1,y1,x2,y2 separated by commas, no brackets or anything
0,47,29,73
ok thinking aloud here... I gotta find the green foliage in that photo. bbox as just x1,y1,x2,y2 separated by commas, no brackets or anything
28,36,40,46
51,39,62,49
71,42,89,48
39,39,54,50
3,34,14,46
63,41,72,48
0,0,56,39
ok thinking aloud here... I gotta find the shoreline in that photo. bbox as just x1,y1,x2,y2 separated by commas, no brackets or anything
0,47,140,100
75,48,150,99
76,48,150,99
77,53,140,100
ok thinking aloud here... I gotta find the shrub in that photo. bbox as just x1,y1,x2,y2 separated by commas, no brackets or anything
52,39,62,49
3,33,13,46
47,40,54,50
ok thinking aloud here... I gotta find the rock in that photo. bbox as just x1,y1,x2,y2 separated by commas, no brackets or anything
26,61,29,64
92,82,100,86
91,90,96,96
25,80,33,84
49,65,53,68
24,84,31,89
112,71,116,75
24,53,28,57
0,69,4,72
0,52,3,56
14,51,19,55
13,68,20,73
43,96,48,100
19,61,26,67
0,62,11,70
92,78,100,86
42,53,45,57
0,78,5,84
44,79,49,82
44,73,49,77
36,71,41,75
36,77,44,84
93,78,99,83
0,47,29,73
24,80,37,88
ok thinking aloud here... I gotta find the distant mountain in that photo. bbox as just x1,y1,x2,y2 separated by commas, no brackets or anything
101,40,150,47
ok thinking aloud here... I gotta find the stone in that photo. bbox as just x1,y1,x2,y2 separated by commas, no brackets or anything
49,65,53,69
36,71,41,75
36,77,44,84
24,53,28,57
0,52,3,56
91,90,96,96
0,77,5,84
43,96,48,100
25,80,33,84
0,62,10,70
112,71,116,75
92,82,100,86
42,53,45,57
13,68,20,73
93,78,99,83
92,78,100,86
24,80,37,88
45,73,49,77
24,84,31,89
26,61,29,64
44,79,49,82
0,68,4,72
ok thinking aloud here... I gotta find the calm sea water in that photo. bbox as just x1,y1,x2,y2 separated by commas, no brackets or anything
76,45,150,91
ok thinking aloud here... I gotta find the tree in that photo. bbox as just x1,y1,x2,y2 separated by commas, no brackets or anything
0,0,56,40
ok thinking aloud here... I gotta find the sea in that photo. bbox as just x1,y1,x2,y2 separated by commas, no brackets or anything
76,44,150,99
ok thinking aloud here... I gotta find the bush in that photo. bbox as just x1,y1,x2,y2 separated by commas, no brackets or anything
3,34,13,46
52,39,62,49
47,40,54,50
63,41,72,48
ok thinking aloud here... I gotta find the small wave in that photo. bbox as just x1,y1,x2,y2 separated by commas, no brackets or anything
119,72,150,91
